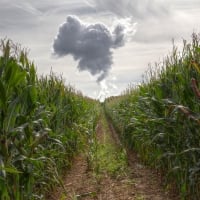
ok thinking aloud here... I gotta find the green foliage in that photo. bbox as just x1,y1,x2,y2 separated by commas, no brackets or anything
87,110,127,179
105,33,200,200
0,39,99,199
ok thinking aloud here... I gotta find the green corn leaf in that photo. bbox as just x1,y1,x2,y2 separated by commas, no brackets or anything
11,70,26,87
0,166,22,174
0,79,6,105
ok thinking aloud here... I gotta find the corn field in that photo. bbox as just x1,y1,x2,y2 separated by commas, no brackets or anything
105,33,200,200
0,40,98,199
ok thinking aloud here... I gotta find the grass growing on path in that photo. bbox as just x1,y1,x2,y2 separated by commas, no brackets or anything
88,108,128,178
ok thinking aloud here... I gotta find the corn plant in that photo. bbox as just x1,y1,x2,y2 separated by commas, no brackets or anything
105,33,200,200
0,39,99,199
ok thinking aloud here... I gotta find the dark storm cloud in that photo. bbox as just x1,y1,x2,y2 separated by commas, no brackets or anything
53,16,136,82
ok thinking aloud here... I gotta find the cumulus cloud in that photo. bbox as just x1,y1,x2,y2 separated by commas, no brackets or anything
53,15,136,82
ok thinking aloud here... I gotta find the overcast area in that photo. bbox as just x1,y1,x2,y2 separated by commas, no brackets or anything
0,0,200,100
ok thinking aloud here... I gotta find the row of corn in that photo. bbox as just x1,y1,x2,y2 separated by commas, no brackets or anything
105,33,200,200
0,40,99,199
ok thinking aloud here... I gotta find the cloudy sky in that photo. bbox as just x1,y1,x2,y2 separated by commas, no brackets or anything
1,0,200,100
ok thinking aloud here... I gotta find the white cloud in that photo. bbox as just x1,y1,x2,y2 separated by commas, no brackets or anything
86,0,200,44
0,2,41,29
87,0,170,18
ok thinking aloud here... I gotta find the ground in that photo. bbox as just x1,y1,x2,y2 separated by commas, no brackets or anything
48,111,180,200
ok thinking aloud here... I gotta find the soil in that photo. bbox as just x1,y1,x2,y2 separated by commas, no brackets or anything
48,113,180,200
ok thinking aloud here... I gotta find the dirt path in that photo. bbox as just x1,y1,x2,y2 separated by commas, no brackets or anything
48,111,179,200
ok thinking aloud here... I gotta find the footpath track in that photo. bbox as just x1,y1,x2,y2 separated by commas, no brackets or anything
49,111,179,200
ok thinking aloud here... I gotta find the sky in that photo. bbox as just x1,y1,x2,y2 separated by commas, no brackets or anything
0,0,200,100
